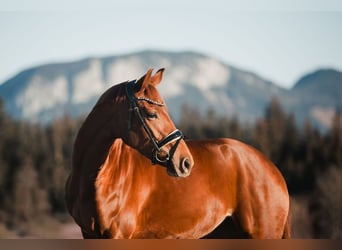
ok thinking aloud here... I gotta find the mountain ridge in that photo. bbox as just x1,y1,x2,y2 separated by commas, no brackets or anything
0,50,340,130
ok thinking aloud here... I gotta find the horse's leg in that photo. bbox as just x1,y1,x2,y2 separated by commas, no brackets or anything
81,227,111,239
201,216,251,239
234,201,290,239
81,228,93,239
282,211,291,239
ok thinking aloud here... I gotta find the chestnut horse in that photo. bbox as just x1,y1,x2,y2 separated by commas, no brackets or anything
65,68,290,239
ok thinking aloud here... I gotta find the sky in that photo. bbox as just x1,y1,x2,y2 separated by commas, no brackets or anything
0,1,342,89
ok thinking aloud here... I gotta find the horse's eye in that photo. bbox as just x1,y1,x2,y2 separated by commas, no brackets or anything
144,110,158,119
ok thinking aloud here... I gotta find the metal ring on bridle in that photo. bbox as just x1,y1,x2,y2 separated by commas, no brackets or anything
153,149,170,163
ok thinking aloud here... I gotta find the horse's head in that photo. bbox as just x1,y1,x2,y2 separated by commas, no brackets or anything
125,68,194,177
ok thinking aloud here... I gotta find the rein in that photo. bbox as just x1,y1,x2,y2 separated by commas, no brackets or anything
126,80,184,165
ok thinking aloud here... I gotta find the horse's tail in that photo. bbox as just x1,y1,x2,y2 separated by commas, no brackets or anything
282,207,291,239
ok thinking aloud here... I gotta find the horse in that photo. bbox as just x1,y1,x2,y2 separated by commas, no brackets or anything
65,68,291,239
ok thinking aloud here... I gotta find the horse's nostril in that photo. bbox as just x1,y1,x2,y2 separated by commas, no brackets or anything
182,158,191,170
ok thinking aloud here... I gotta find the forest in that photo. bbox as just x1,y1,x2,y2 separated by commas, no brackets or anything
0,97,341,238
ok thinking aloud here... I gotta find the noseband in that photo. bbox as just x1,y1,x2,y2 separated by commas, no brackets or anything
126,80,184,165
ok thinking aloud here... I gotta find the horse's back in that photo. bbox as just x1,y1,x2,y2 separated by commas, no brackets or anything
187,138,288,193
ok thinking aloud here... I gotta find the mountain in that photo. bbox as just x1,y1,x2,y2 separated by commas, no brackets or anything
0,50,341,130
0,50,284,124
281,69,342,129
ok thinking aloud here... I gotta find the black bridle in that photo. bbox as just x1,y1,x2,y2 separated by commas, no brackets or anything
126,80,184,165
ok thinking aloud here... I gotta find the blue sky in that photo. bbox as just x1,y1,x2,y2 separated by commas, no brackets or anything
0,1,342,88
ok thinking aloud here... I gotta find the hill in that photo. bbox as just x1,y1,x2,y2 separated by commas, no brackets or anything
0,50,341,130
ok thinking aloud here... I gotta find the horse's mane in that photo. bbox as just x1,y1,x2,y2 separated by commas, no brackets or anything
66,81,131,232
72,81,129,174
94,81,128,108
77,81,128,134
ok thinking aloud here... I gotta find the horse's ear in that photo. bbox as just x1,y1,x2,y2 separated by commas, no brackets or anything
134,68,165,92
134,68,154,92
150,68,165,86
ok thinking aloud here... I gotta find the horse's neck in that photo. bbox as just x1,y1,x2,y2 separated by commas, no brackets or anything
96,138,131,194
95,139,156,233
72,102,126,174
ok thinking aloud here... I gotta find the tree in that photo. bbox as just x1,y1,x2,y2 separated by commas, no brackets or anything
178,103,204,139
12,156,50,235
326,109,342,165
311,166,342,238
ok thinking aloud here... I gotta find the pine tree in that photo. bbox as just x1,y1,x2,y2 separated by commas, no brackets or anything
326,109,342,165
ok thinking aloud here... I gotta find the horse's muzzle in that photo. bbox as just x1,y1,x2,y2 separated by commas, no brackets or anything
167,157,192,178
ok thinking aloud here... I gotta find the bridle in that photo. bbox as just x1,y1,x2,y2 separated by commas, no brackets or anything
126,80,184,165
